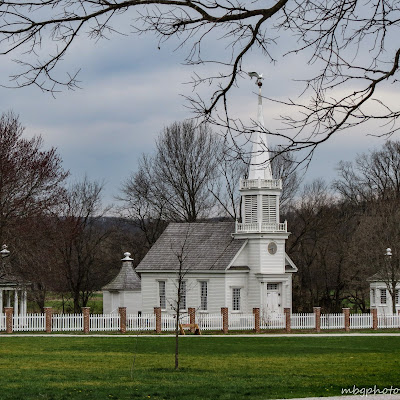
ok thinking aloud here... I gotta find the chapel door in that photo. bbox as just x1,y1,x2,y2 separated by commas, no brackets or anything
265,283,281,314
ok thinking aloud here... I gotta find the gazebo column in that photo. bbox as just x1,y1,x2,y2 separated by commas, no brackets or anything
14,290,19,316
22,290,27,315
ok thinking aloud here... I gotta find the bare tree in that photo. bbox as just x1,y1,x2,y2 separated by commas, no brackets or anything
0,1,398,160
120,120,221,226
334,141,400,207
52,178,114,312
0,111,68,244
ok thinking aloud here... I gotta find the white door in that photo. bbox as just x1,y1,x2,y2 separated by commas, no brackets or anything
264,283,282,315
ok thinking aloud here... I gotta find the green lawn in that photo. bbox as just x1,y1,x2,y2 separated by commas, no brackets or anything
0,336,399,399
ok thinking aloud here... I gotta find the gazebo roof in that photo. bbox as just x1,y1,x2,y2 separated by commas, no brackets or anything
102,253,141,291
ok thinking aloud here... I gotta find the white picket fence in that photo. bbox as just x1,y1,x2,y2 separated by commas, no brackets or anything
127,314,156,331
13,314,45,332
350,313,372,329
90,314,120,331
229,314,255,330
378,314,400,328
260,313,285,329
321,313,345,330
196,313,223,330
52,314,83,331
291,313,316,329
1,311,400,332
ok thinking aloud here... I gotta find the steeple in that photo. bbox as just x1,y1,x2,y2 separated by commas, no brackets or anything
248,74,273,180
234,72,286,235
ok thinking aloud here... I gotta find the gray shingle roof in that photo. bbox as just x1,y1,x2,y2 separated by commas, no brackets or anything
102,261,141,291
136,222,245,272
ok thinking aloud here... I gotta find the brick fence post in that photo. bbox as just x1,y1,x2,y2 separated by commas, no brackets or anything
4,307,13,334
253,308,260,333
313,307,321,333
188,307,195,333
343,308,350,332
119,307,127,334
44,307,53,333
221,307,228,334
284,308,291,333
82,307,90,334
154,307,161,334
371,308,378,330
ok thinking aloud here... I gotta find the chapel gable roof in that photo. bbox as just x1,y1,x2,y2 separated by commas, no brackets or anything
136,222,246,272
102,261,141,291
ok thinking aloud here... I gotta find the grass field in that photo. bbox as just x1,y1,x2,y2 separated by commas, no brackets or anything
1,336,399,400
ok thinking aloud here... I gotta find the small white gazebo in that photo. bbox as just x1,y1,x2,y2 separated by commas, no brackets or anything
0,245,29,316
102,252,142,315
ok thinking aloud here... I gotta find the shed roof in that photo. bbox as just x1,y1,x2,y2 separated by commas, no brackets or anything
136,222,245,272
102,261,141,291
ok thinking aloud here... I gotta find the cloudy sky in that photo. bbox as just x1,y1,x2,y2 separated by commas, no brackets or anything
0,9,397,205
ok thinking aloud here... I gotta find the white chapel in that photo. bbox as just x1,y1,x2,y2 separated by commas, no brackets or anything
103,75,297,315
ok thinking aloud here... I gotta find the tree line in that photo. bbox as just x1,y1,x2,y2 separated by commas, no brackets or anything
1,111,399,313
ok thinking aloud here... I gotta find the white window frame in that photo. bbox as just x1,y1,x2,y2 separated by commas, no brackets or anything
179,280,187,311
199,281,208,311
232,288,241,311
371,288,376,305
396,289,399,305
158,280,166,310
380,288,387,305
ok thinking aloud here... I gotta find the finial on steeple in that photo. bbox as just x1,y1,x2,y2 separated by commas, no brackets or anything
247,71,273,180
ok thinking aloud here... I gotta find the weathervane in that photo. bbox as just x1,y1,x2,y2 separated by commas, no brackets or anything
248,71,264,87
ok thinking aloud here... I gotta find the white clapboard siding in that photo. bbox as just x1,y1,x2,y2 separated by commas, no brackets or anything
127,314,156,331
228,314,255,330
196,314,223,330
260,313,285,329
13,314,46,332
291,313,316,329
52,314,83,331
90,314,120,331
378,314,400,328
321,314,345,329
350,314,372,329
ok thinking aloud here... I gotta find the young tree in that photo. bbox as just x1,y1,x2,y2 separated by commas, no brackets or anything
0,1,398,157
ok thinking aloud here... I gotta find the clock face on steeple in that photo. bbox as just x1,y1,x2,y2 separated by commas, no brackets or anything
268,242,277,255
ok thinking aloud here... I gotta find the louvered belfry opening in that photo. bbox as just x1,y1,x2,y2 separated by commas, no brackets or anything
262,195,277,223
244,195,258,223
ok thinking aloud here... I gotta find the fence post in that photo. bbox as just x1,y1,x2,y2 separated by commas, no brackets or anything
4,307,13,334
82,307,90,334
44,307,53,333
284,308,291,333
154,307,161,333
313,307,321,333
221,307,228,334
188,307,195,333
119,307,127,334
371,308,378,330
253,308,260,333
342,308,350,332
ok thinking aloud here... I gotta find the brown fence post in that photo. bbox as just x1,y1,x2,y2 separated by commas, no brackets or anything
253,308,260,333
154,307,161,334
119,307,127,334
313,307,321,333
343,308,350,332
44,307,53,333
371,308,378,330
221,307,228,334
284,308,291,333
188,307,195,333
82,307,90,334
4,307,13,334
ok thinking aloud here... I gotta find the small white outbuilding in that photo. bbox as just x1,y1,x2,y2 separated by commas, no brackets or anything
102,252,142,314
